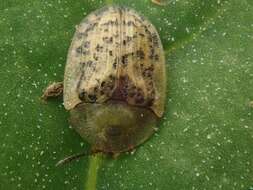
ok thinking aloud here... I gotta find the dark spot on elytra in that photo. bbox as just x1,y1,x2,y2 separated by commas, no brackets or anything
76,32,86,39
139,33,145,37
134,89,145,104
87,60,93,67
100,90,105,95
76,46,90,55
93,53,99,61
88,94,97,102
123,36,133,44
139,15,145,22
115,19,119,26
142,65,154,78
149,48,160,60
79,62,86,66
136,50,145,59
96,44,103,52
151,33,159,47
94,87,98,93
84,22,98,33
154,54,159,61
149,48,156,59
147,80,154,88
109,37,113,43
76,46,82,54
121,55,128,65
100,76,116,96
121,52,135,66
83,50,90,55
76,64,86,89
113,62,117,69
109,50,113,56
144,25,152,35
109,75,116,81
142,68,153,78
102,36,113,43
83,41,90,48
101,81,106,87
127,36,132,41
127,20,137,27
79,90,86,100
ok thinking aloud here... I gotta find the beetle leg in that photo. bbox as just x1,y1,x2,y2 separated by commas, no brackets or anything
55,151,88,167
41,82,63,100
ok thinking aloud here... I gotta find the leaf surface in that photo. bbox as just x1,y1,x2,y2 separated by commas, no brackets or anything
0,0,253,190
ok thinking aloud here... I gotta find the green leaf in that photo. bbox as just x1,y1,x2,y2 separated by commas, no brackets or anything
1,0,253,190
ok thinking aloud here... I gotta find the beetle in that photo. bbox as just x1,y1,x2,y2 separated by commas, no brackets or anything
42,6,166,165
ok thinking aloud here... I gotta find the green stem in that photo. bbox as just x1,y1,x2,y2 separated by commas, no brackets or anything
84,155,103,190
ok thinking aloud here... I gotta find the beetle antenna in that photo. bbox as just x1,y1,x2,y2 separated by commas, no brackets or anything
55,152,87,167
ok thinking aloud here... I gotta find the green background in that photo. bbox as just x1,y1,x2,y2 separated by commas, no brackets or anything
0,0,253,189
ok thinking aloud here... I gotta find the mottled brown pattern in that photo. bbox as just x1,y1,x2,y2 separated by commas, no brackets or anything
64,6,166,117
